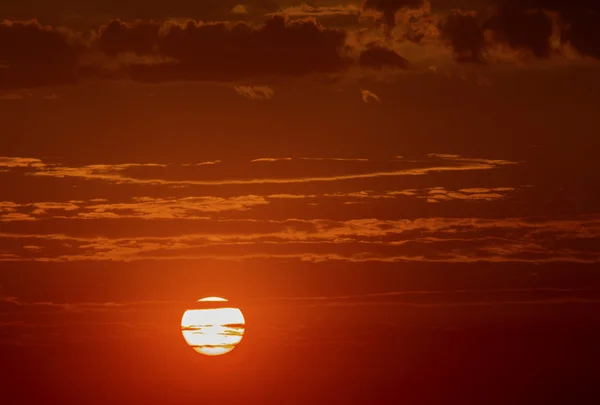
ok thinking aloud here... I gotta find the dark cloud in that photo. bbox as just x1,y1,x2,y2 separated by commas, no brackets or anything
1,1,599,89
97,20,161,56
363,0,600,62
362,0,425,27
150,17,348,79
483,1,600,59
358,45,409,69
1,17,350,88
494,0,600,59
0,0,279,27
135,18,345,82
485,8,553,58
0,20,84,89
440,12,485,63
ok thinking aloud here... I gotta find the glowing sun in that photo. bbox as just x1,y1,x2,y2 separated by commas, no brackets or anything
181,297,245,356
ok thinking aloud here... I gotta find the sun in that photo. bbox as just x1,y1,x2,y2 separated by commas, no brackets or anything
181,297,245,356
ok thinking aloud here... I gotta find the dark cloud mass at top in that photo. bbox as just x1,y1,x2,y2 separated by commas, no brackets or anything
0,17,350,89
497,0,600,58
0,0,600,89
0,0,279,26
0,20,84,89
362,0,425,26
93,16,349,82
438,0,600,60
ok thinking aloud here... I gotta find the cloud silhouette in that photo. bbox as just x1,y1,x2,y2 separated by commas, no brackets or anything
88,16,349,83
362,0,425,27
0,20,84,89
359,45,410,68
1,3,600,89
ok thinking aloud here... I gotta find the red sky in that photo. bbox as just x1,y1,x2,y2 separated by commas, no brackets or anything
1,1,600,405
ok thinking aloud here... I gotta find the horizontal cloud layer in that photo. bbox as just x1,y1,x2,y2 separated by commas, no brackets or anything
1,214,598,263
0,154,517,187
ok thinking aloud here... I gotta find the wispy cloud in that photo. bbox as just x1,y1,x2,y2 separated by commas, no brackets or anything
0,154,517,186
361,89,381,103
182,160,221,166
0,157,47,168
299,157,370,162
1,216,598,263
425,187,516,203
0,295,183,312
0,93,24,100
234,85,274,100
0,182,520,222
249,157,292,163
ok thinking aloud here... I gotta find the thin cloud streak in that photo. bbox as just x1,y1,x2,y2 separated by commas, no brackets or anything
254,288,600,302
20,156,516,186
0,295,184,312
234,85,275,100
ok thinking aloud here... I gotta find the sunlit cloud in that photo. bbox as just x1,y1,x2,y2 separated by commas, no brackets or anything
0,157,47,168
1,154,518,186
299,157,370,162
268,194,318,199
1,215,598,263
0,295,183,313
182,160,221,166
234,85,275,100
230,4,248,14
250,157,292,163
424,187,516,203
361,89,381,103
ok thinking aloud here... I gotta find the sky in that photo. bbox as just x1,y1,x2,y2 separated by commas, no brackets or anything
1,1,600,404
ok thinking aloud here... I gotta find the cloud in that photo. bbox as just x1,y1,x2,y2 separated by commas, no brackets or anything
0,295,182,313
2,4,600,90
86,16,349,83
250,157,293,163
272,4,361,27
361,89,381,102
78,195,269,219
362,0,426,28
0,184,518,222
0,157,47,168
436,1,600,63
490,0,600,59
15,154,516,186
255,287,600,309
268,194,318,199
485,7,554,58
0,0,280,26
1,17,350,89
0,196,269,222
2,215,599,263
299,157,370,162
182,160,221,166
0,93,24,100
234,85,274,100
231,5,249,15
43,93,60,100
440,12,485,63
359,45,409,68
0,20,84,89
424,186,515,202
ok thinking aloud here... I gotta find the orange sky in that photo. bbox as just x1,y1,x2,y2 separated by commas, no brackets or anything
1,1,600,405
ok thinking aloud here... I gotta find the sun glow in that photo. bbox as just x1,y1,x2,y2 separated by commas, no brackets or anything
181,297,245,356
